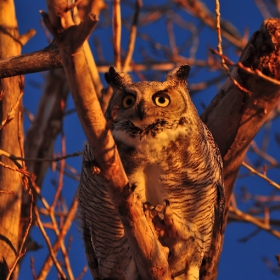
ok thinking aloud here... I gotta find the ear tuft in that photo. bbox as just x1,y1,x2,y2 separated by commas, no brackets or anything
166,64,191,85
104,67,132,88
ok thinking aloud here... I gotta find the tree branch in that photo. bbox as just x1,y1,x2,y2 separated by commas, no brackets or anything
43,1,170,278
201,18,280,278
0,42,62,78
202,18,280,207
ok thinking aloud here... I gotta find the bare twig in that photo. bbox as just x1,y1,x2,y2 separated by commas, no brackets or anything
30,256,37,280
3,150,82,163
76,266,88,280
49,139,75,280
5,189,34,280
238,61,280,86
0,91,23,129
17,77,25,167
211,46,280,90
123,0,142,72
174,0,245,49
237,228,261,242
166,18,178,56
34,206,67,280
242,161,280,191
26,166,75,280
215,0,227,71
51,134,66,209
0,161,21,173
113,0,122,69
214,2,251,96
18,29,36,46
229,206,280,239
37,196,78,280
250,141,278,166
254,0,272,19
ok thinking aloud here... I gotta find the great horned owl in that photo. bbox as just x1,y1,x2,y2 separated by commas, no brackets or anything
78,65,225,280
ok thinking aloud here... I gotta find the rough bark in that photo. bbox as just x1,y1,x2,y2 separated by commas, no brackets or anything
201,18,280,278
0,0,23,278
202,18,280,208
0,42,62,79
0,46,209,79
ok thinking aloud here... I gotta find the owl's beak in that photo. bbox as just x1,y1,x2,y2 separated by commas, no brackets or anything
137,101,145,121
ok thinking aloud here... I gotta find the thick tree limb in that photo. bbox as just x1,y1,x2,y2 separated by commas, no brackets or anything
0,46,214,78
44,1,170,279
0,0,23,279
201,18,280,279
201,18,280,207
0,42,62,78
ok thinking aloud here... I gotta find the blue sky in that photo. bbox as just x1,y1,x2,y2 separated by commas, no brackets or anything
13,1,280,279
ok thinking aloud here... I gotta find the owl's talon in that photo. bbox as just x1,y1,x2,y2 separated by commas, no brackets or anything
143,202,151,214
143,201,151,208
164,199,170,206
91,166,101,175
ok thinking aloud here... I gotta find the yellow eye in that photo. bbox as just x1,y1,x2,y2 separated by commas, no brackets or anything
122,94,136,108
153,92,170,107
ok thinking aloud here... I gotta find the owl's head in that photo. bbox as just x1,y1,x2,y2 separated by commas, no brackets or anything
104,65,194,128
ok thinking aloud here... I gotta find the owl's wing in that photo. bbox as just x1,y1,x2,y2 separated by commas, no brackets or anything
82,220,100,279
78,146,102,279
203,123,225,224
78,144,138,280
200,123,225,280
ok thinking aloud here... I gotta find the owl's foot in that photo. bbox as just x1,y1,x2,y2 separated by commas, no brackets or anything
148,200,204,280
143,202,165,234
84,159,101,174
143,202,166,239
149,200,203,243
143,202,170,259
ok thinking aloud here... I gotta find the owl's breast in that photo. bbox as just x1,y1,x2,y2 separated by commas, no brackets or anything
113,120,190,206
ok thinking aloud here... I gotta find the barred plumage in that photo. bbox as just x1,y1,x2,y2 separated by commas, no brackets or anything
78,65,225,280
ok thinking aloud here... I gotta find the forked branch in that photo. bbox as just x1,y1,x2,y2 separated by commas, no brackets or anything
201,18,280,279
43,0,170,279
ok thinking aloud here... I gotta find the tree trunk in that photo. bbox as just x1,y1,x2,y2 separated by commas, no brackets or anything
0,0,23,278
201,18,280,278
